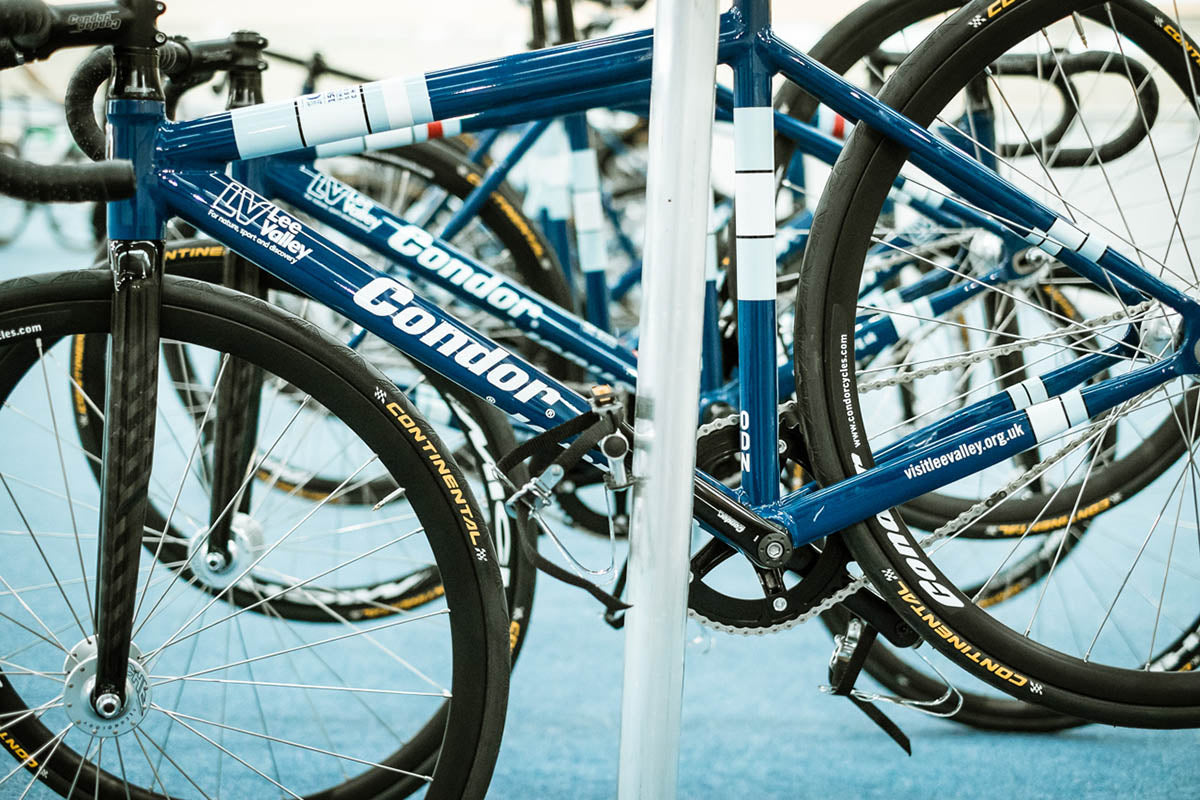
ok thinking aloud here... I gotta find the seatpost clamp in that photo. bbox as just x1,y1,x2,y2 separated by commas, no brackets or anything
588,385,632,490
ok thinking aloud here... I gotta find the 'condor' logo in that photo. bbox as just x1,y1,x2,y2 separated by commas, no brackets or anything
353,277,562,414
382,222,545,323
851,452,964,608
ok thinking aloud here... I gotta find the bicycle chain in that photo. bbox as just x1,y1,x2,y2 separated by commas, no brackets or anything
690,398,1116,635
857,300,1153,393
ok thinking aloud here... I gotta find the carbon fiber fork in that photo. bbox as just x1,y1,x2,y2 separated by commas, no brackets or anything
201,247,265,566
91,0,168,715
92,240,163,715
203,33,267,567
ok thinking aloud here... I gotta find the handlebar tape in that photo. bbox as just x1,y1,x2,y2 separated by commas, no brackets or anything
0,0,52,43
66,42,191,162
65,46,112,161
0,153,135,202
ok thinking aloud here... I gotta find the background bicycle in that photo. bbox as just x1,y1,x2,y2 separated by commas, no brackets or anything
0,0,1195,796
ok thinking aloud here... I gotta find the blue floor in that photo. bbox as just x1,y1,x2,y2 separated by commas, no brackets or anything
2,219,1199,798
489,534,1200,800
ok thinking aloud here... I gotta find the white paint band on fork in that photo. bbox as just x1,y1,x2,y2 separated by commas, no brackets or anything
231,74,435,159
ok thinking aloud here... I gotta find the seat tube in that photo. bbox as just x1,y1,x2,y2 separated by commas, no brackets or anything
526,120,575,287
92,3,168,718
557,0,611,330
733,0,779,505
566,113,612,333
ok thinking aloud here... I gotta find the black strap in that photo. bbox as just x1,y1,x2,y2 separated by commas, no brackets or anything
513,504,630,614
830,623,912,755
498,410,599,475
848,695,912,756
502,410,631,614
603,557,630,628
830,624,878,696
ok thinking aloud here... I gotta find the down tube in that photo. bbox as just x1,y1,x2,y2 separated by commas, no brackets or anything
773,358,1179,544
263,158,639,386
157,168,590,426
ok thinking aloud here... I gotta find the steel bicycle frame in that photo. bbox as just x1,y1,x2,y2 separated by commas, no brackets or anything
235,66,1144,429
112,0,1200,556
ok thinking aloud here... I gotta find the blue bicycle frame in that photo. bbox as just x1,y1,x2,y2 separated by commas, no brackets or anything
111,0,1200,562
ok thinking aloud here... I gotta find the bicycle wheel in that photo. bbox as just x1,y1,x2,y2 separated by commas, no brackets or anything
779,0,1192,536
0,270,509,798
67,243,537,662
797,0,1200,726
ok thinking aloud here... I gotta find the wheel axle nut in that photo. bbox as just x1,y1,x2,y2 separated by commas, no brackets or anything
93,693,122,719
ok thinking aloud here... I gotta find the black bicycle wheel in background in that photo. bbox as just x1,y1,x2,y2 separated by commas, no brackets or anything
0,270,510,798
797,0,1200,726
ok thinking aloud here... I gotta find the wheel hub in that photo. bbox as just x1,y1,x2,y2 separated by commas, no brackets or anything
188,512,264,589
62,640,149,738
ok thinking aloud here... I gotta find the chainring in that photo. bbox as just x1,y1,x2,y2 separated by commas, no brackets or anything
686,404,854,634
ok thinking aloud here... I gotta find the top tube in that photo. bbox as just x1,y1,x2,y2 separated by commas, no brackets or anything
158,16,748,166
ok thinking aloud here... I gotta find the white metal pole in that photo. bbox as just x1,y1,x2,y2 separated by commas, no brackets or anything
616,1,719,798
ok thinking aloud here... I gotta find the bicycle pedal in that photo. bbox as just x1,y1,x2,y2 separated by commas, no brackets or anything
825,617,912,756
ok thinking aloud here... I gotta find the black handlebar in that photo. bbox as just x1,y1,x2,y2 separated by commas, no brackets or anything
0,38,20,69
64,45,113,161
998,50,1159,167
264,48,370,85
65,34,265,165
0,0,182,203
0,0,54,48
0,0,161,203
0,151,134,201
872,47,1159,168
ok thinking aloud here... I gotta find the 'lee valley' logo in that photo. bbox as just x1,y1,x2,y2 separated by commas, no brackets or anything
301,168,383,233
210,183,314,264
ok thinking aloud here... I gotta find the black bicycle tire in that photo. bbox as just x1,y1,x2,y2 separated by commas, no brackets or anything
796,0,1200,725
776,0,1090,732
0,270,510,798
65,244,537,665
776,0,1193,535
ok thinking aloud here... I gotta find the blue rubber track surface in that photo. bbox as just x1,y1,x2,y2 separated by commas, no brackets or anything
489,534,1200,800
